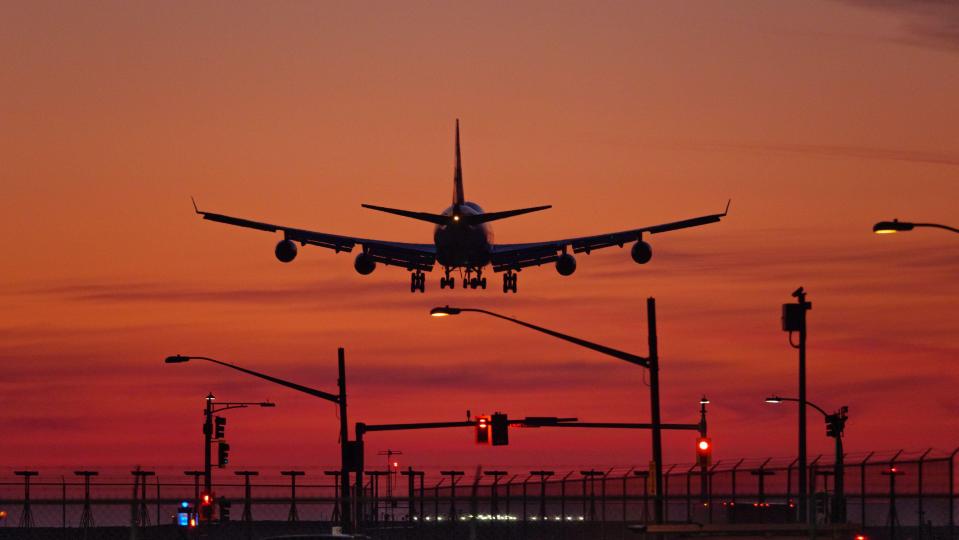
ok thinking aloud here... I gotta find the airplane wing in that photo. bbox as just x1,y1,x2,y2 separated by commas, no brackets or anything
489,202,729,272
194,204,436,271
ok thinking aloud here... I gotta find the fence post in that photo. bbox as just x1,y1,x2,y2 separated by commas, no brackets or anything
860,452,874,528
624,467,634,524
949,447,958,540
917,448,931,539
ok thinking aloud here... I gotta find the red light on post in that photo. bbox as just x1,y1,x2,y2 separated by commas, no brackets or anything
201,492,213,506
696,437,712,467
475,415,490,445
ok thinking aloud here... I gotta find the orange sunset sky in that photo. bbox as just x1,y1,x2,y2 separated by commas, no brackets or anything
1,1,957,473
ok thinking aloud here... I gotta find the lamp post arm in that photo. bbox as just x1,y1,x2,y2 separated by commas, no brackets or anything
775,396,829,418
916,223,959,234
460,309,650,368
191,356,339,403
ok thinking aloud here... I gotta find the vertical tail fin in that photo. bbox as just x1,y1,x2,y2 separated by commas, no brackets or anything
453,119,465,205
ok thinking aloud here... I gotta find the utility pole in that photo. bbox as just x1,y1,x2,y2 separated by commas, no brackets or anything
203,394,215,501
783,287,812,523
647,297,664,524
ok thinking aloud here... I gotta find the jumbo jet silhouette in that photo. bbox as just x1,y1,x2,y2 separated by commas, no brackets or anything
194,120,728,293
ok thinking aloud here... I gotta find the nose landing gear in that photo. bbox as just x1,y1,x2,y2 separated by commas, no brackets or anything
502,271,517,293
409,271,425,293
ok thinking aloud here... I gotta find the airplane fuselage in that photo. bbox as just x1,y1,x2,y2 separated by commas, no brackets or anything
434,202,493,269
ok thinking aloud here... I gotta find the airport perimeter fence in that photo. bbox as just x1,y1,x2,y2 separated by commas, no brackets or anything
0,448,955,539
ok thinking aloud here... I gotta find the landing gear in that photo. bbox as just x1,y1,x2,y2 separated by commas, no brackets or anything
440,268,455,289
502,271,517,293
463,268,487,290
410,271,425,293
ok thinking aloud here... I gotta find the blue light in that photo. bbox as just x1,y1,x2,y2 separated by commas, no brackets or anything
180,500,189,509
177,512,189,526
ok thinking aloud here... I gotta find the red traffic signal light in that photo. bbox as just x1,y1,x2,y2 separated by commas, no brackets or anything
200,492,213,506
696,437,712,467
475,416,490,445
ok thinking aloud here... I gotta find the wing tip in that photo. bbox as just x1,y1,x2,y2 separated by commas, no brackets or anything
723,198,731,216
191,196,200,214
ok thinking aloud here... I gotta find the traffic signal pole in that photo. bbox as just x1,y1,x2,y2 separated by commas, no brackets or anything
647,297,664,524
337,348,352,533
204,394,214,498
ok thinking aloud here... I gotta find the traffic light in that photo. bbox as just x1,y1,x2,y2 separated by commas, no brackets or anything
219,500,231,522
214,416,227,439
696,437,712,467
825,413,846,438
217,442,230,467
475,416,490,445
491,412,508,446
199,491,214,521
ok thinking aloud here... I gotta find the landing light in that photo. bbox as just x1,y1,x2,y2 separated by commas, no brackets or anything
453,215,460,222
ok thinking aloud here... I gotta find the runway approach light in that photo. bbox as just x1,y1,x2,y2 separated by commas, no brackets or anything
873,219,913,234
430,306,461,317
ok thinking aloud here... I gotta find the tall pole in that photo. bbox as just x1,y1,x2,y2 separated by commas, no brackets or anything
834,429,845,523
796,289,809,524
337,347,352,533
648,297,664,524
203,394,214,502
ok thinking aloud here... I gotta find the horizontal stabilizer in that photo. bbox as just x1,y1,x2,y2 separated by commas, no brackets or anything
465,205,552,225
361,204,449,225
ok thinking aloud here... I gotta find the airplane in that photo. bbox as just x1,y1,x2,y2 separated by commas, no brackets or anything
193,120,729,293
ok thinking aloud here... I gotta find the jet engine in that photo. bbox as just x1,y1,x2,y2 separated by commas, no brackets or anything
275,239,297,263
555,253,577,276
631,240,652,264
354,252,376,275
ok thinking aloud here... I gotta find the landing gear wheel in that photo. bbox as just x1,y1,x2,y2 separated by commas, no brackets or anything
410,271,425,293
480,277,487,289
440,277,448,289
502,272,518,293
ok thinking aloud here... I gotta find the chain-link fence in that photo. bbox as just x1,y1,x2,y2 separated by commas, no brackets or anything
1,448,955,540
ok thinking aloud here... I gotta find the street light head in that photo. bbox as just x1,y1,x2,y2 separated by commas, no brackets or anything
430,306,461,317
699,395,710,405
873,219,913,234
765,396,783,404
165,355,191,364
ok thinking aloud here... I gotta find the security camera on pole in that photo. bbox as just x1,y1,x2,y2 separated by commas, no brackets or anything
782,287,812,523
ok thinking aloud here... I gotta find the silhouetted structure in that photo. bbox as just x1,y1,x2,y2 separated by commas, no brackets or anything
281,470,305,522
14,471,38,528
234,471,258,522
130,469,154,527
324,470,342,522
74,471,98,528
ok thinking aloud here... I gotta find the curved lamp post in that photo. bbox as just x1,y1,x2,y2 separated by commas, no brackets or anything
430,302,668,524
766,396,847,523
165,351,353,533
873,219,958,235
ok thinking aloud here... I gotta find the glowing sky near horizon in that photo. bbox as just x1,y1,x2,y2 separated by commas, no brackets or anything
1,1,957,473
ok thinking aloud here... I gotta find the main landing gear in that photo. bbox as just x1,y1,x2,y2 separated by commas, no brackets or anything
440,268,455,289
410,271,425,293
464,269,487,290
502,271,518,293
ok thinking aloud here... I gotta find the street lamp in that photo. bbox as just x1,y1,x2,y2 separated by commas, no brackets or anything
765,396,847,523
873,219,959,235
164,350,354,534
430,301,668,524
